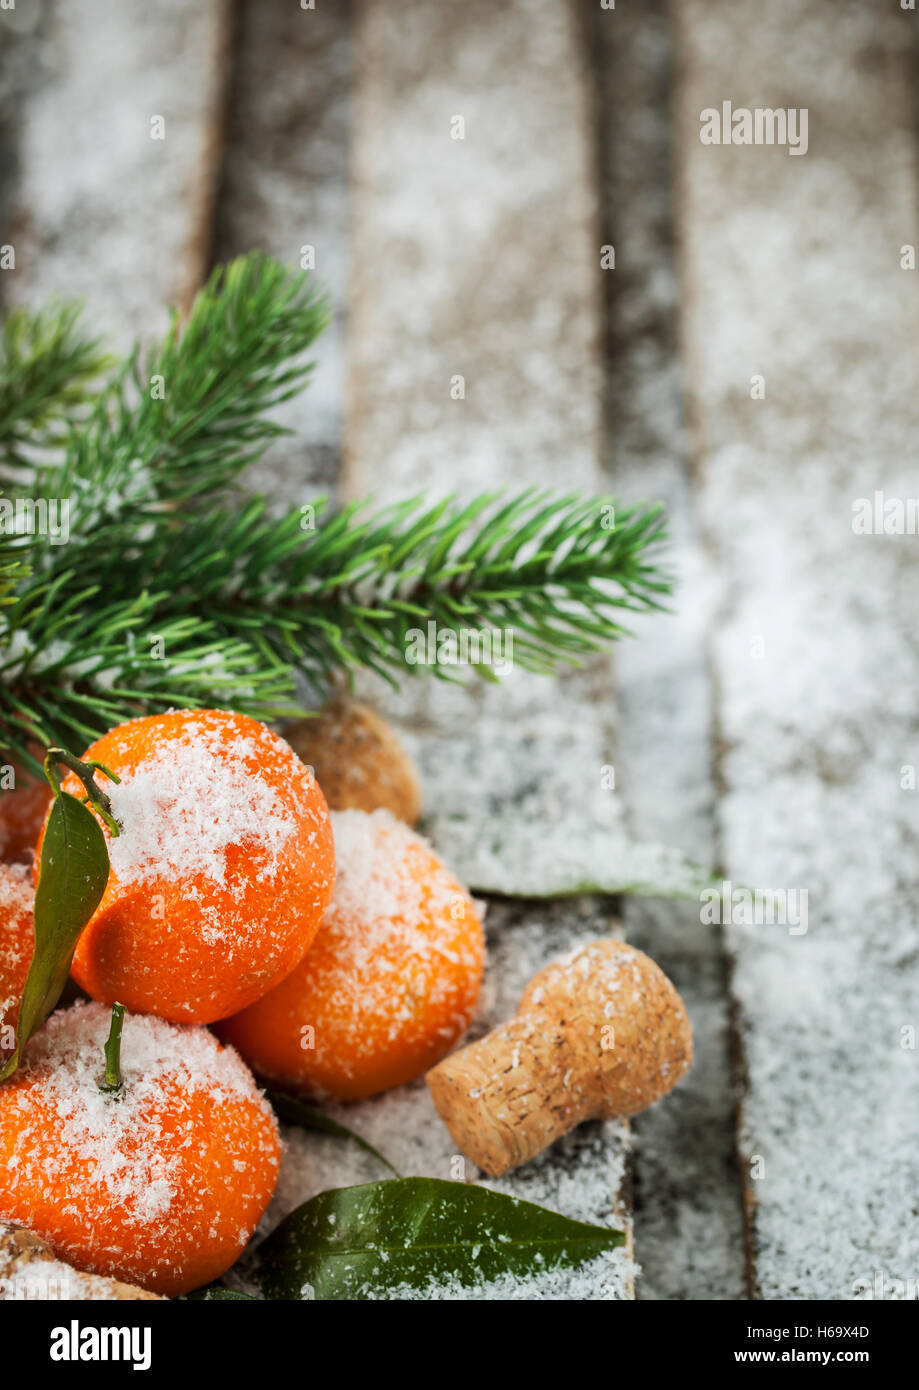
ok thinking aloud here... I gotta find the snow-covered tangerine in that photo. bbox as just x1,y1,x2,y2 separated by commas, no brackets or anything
0,769,51,866
0,1001,280,1296
219,808,485,1101
0,863,33,1055
35,709,336,1025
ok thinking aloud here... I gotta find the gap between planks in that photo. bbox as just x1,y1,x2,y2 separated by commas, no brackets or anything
212,0,351,501
342,0,636,1298
0,0,232,342
675,0,919,1299
580,0,749,1300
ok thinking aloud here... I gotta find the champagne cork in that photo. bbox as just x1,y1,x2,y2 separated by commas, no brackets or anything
426,939,693,1176
0,1221,163,1301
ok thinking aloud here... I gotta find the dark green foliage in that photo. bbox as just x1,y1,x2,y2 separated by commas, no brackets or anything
0,254,669,774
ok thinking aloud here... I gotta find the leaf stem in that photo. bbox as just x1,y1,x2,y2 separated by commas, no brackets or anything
99,1001,125,1095
43,748,122,837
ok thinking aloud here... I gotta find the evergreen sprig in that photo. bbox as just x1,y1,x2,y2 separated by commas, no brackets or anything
0,301,111,477
0,253,670,776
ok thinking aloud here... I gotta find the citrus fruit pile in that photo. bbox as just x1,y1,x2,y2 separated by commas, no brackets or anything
220,806,484,1101
0,707,484,1295
48,708,338,1025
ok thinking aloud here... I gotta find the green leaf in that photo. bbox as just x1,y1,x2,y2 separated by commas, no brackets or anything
267,1091,401,1178
253,1178,625,1300
0,790,109,1081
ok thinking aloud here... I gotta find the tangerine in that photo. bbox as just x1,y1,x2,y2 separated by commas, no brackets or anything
0,1000,280,1296
0,767,52,865
0,863,33,1056
36,709,335,1024
220,808,485,1101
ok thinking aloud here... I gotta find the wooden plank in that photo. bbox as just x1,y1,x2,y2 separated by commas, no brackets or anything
325,0,636,1297
206,2,634,1296
675,0,919,1298
213,0,351,497
347,0,603,498
1,0,231,340
587,0,748,1299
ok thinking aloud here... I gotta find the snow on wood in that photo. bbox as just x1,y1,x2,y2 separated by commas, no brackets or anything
338,0,636,1297
675,0,919,1298
214,0,350,498
0,0,230,341
588,0,748,1300
346,0,603,499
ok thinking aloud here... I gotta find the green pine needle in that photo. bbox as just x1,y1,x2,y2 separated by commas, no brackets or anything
0,253,670,775
0,301,111,477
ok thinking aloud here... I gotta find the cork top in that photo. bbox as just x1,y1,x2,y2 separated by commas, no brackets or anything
519,940,694,1118
426,938,693,1176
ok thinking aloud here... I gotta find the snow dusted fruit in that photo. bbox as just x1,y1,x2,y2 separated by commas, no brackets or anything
426,940,693,1176
0,766,52,867
0,863,33,1059
219,808,485,1101
35,710,336,1024
0,1001,280,1296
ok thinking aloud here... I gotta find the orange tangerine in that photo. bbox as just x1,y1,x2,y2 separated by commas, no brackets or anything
0,767,52,866
36,709,335,1024
220,808,485,1101
0,863,33,1057
0,1000,280,1296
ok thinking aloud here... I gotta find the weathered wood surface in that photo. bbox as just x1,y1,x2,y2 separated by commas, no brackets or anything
213,0,351,498
334,0,636,1297
6,0,915,1302
347,0,603,498
0,0,230,342
675,0,919,1298
588,0,747,1300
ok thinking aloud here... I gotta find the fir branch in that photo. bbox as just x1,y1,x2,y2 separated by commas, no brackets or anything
0,252,671,773
0,535,31,609
0,302,110,476
179,489,670,682
0,490,668,771
16,254,329,569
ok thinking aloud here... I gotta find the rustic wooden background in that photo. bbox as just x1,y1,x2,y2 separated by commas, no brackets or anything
2,0,918,1300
